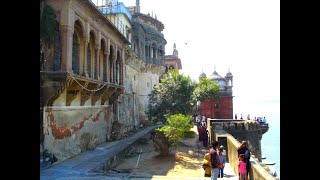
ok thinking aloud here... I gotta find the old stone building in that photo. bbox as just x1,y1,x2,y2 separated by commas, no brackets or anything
122,0,167,124
40,0,169,164
199,66,234,119
163,43,182,75
40,0,130,162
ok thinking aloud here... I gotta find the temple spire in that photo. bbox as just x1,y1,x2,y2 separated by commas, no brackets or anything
135,0,140,13
173,43,178,57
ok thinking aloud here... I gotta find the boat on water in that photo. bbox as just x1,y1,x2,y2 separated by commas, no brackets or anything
263,161,275,165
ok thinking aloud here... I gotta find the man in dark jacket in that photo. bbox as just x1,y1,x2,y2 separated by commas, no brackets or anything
237,141,251,177
209,141,220,180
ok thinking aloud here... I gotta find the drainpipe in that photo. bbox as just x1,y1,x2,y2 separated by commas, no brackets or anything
133,91,135,127
117,97,120,121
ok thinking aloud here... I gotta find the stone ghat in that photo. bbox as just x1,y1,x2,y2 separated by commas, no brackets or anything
208,119,268,131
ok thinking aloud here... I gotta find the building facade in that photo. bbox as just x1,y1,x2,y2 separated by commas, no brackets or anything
199,68,234,119
163,43,182,76
40,0,170,164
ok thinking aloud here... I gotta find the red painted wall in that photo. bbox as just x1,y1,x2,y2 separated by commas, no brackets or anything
200,96,233,119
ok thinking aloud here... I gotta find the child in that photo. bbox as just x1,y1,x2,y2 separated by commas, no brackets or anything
238,154,248,180
202,152,211,177
218,147,226,178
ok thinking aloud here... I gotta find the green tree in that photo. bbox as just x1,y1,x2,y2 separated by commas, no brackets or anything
147,69,197,123
40,0,59,45
151,114,193,157
194,76,220,102
147,70,220,157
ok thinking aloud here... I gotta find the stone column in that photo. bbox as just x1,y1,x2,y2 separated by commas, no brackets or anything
110,57,113,83
60,25,73,72
121,49,125,85
115,46,118,84
113,61,116,84
95,47,100,80
83,40,88,77
103,51,109,82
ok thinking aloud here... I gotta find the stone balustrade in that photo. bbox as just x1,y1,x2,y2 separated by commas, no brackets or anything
212,130,278,180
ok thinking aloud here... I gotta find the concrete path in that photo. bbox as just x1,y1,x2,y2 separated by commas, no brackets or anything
40,126,159,180
40,125,238,180
195,126,238,180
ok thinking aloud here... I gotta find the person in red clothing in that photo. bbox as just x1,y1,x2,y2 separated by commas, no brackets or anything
202,126,209,148
198,124,203,141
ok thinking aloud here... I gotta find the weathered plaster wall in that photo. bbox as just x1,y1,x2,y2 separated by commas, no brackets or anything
123,48,162,123
136,72,159,120
43,105,114,162
118,64,140,130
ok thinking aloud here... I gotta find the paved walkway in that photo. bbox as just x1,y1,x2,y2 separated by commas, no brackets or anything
194,125,238,180
40,126,159,180
40,125,238,180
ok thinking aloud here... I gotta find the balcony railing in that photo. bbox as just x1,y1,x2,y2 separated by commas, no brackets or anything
145,57,164,65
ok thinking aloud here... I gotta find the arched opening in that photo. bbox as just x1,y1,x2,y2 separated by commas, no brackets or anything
100,39,107,82
116,50,121,84
158,46,163,56
109,45,114,83
145,45,148,58
87,31,95,78
152,43,157,59
140,42,144,59
72,20,85,75
72,32,80,74
165,65,169,73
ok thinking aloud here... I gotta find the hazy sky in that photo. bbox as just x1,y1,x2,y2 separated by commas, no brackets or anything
97,0,280,116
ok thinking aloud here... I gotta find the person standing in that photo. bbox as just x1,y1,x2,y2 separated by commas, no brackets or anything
202,126,209,148
209,141,220,180
240,114,243,120
198,123,204,141
235,114,238,120
218,147,226,178
238,154,248,180
202,152,211,177
237,141,251,177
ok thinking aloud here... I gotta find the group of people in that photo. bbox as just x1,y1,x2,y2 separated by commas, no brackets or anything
202,140,251,180
235,114,251,120
197,116,209,148
255,117,267,124
202,143,226,178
